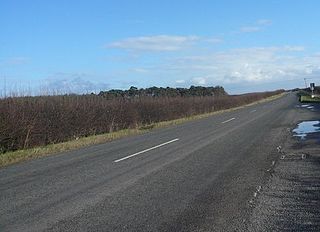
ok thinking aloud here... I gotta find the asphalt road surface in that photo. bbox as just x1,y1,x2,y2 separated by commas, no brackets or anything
0,92,314,231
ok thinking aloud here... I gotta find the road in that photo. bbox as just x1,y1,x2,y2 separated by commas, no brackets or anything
0,93,302,231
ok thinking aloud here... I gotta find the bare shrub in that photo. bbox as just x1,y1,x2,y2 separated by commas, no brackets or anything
0,90,284,153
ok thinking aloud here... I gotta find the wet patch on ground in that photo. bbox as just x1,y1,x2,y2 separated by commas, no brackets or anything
292,120,320,140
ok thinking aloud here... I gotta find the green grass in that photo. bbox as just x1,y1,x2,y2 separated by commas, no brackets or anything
300,95,320,103
0,93,285,168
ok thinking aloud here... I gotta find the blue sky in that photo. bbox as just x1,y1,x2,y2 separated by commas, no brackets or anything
1,0,320,95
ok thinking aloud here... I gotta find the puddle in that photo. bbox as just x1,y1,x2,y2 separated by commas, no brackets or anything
293,121,320,139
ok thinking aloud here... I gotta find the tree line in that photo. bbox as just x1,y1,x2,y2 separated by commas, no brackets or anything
98,86,227,99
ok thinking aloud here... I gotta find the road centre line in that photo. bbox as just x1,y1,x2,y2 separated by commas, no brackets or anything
114,138,180,163
221,117,236,124
250,109,257,113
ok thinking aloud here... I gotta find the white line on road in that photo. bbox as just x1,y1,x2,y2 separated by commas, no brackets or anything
221,117,236,124
250,109,257,113
114,138,180,163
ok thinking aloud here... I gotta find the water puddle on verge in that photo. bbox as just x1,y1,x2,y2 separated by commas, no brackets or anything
293,121,320,139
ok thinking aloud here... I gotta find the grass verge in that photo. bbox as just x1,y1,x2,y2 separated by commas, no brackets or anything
0,93,285,168
300,95,320,103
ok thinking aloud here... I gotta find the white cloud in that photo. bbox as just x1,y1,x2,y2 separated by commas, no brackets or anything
240,26,261,33
158,46,318,86
257,19,273,26
192,77,207,85
131,68,149,73
175,79,186,84
41,74,109,94
104,22,315,92
239,19,272,33
283,46,305,51
107,35,199,52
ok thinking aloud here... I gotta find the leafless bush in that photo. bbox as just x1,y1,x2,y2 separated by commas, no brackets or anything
0,90,284,153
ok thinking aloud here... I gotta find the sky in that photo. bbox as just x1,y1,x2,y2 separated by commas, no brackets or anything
1,0,320,95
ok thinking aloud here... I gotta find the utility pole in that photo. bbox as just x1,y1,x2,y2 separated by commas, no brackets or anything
304,78,308,88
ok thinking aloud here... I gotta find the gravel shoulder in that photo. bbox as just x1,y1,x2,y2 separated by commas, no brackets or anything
247,101,320,231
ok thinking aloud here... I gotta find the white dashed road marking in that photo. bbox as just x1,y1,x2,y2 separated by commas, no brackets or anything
222,118,236,124
114,138,179,163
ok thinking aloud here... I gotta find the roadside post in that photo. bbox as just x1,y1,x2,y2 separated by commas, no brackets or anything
310,83,315,98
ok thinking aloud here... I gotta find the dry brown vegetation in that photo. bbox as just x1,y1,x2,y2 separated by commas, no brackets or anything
0,89,284,154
